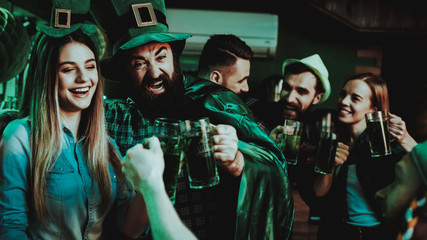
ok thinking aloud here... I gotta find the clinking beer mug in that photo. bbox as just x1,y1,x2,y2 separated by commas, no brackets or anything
314,131,338,175
277,119,303,165
365,111,392,157
183,117,219,189
153,118,185,201
314,112,338,175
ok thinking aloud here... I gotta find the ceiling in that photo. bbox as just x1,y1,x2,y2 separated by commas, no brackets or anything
169,0,426,36
305,0,427,35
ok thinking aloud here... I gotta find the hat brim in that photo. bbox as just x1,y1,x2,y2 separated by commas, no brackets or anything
119,32,192,51
101,33,190,81
36,23,97,38
282,59,331,103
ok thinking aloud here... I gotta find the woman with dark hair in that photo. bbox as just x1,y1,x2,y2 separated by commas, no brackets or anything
314,73,417,240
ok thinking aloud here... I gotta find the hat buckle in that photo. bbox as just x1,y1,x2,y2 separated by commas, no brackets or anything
54,8,71,28
131,3,158,28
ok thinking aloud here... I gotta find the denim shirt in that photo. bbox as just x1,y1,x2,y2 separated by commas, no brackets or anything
0,118,134,240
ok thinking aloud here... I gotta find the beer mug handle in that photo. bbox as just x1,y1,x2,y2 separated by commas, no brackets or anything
385,117,396,143
388,132,397,143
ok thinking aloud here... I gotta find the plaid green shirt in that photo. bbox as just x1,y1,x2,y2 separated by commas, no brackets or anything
104,97,218,239
103,74,294,239
104,98,153,156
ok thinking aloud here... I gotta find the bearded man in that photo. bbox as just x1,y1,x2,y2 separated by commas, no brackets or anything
90,1,294,239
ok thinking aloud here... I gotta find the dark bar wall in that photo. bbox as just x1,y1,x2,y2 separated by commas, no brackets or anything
382,38,427,142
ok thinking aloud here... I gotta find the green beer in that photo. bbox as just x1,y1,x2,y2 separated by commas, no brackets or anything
279,134,301,165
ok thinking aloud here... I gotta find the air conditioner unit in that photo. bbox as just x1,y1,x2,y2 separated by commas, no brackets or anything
166,8,279,58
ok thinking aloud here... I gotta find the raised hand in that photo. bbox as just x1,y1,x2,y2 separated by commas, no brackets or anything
211,124,244,177
335,142,349,166
388,112,417,152
122,137,165,191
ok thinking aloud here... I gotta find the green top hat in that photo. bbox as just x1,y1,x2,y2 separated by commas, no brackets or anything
36,0,97,38
282,54,331,103
89,0,191,81
90,0,191,55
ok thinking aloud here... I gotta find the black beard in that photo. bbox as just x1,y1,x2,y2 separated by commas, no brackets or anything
135,69,185,120
281,101,301,118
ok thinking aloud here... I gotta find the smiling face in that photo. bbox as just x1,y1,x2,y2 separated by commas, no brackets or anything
280,71,322,120
57,41,98,115
337,79,375,128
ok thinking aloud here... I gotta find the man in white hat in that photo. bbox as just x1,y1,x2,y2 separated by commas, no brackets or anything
252,54,334,223
279,54,330,120
90,1,294,239
250,54,331,130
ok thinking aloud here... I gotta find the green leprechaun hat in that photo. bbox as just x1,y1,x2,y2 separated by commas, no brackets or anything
36,0,97,38
90,0,191,55
89,0,191,81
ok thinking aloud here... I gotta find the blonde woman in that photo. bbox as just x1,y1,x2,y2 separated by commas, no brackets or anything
0,28,150,239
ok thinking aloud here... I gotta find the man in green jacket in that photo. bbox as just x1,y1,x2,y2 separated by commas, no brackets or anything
90,0,294,239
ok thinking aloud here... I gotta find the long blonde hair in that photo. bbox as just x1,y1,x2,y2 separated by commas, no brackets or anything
21,30,124,221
